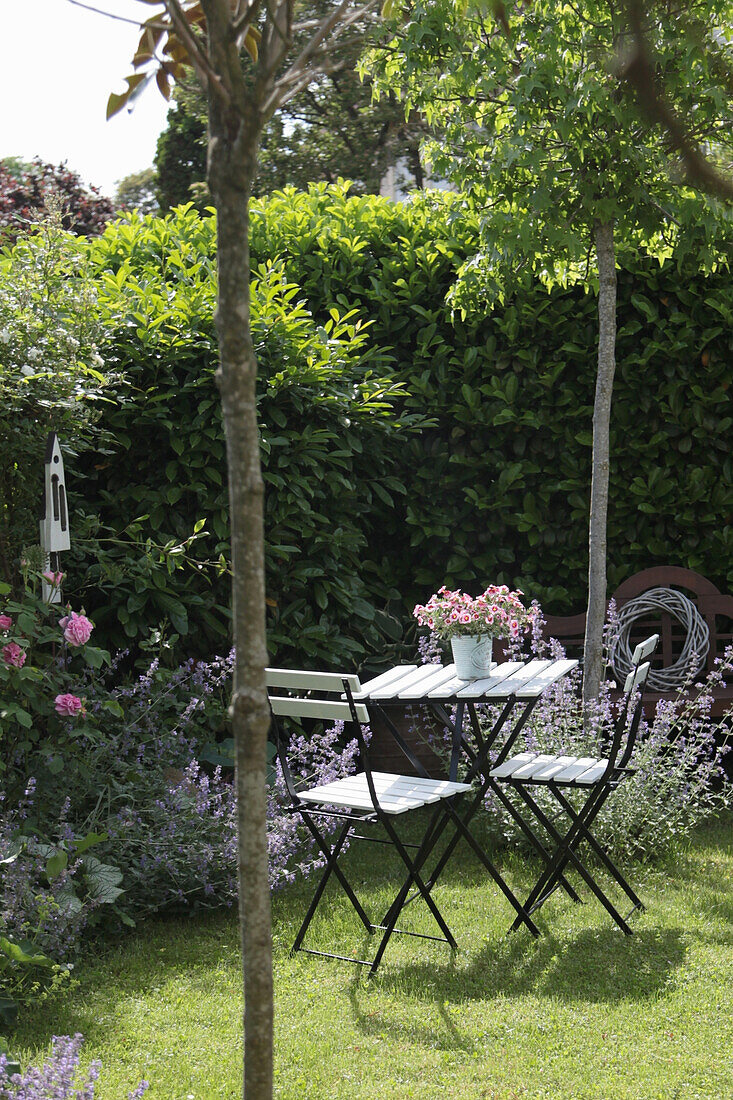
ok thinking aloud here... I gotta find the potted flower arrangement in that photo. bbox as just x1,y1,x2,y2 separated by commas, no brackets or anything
413,584,537,680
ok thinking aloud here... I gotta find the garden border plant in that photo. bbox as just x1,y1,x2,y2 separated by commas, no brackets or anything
0,564,369,1024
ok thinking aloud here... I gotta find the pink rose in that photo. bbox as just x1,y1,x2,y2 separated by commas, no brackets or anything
0,614,11,631
54,693,84,717
42,571,64,587
2,642,26,668
62,611,94,647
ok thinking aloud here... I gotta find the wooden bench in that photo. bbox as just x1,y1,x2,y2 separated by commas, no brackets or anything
539,567,733,717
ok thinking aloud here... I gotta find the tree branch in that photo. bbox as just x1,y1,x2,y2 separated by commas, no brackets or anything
231,0,261,37
618,0,733,202
163,0,230,106
66,0,146,26
274,0,377,103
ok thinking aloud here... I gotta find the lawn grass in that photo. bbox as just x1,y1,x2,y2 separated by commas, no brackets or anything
10,812,733,1100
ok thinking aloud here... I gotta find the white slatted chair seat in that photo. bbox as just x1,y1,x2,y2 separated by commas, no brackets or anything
489,752,613,785
299,771,471,816
268,665,480,973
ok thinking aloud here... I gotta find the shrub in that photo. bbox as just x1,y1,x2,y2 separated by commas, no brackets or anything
60,651,364,914
70,211,419,665
11,189,731,666
0,159,114,243
61,189,732,668
0,209,111,588
250,184,733,616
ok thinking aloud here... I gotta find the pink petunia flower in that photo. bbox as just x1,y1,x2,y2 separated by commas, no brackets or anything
54,693,84,717
2,642,26,668
62,611,94,647
0,614,11,631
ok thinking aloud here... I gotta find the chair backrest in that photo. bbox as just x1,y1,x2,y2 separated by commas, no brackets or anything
595,634,658,776
602,660,651,774
267,668,369,802
630,633,659,665
266,667,368,724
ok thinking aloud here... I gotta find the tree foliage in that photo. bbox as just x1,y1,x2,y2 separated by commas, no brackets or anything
154,83,209,209
372,0,732,302
0,158,114,244
616,0,733,202
152,2,427,206
369,0,733,703
114,167,160,215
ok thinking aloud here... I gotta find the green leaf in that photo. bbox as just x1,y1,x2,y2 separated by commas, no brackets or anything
55,882,84,916
82,855,125,904
46,851,68,880
112,905,136,928
199,738,235,767
82,646,109,670
72,831,108,854
0,936,53,968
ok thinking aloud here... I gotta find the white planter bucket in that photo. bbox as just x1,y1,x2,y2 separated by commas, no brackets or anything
450,634,494,680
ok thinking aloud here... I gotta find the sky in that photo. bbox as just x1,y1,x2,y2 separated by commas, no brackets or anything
2,0,171,198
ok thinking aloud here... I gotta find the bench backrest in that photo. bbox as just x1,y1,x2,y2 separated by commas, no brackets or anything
542,568,733,681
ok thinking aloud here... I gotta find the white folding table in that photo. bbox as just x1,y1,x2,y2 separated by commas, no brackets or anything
348,657,579,935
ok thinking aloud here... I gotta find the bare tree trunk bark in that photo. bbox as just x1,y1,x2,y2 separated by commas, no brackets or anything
208,140,274,1100
583,219,616,714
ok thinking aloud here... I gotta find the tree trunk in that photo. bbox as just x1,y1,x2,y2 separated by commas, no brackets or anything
583,219,616,714
208,139,274,1098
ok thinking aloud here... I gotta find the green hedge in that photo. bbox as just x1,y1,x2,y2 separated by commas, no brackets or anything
250,185,733,610
71,208,417,666
68,188,731,668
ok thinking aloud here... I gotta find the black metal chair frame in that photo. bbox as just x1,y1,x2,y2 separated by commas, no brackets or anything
487,635,659,936
270,673,498,975
371,692,546,938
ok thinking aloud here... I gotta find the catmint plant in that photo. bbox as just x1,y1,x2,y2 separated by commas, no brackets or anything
0,1033,148,1099
2,635,366,967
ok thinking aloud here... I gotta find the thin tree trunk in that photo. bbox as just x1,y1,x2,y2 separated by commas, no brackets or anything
583,219,616,714
208,138,274,1099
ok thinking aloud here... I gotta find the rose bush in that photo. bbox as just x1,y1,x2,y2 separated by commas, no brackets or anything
0,572,106,794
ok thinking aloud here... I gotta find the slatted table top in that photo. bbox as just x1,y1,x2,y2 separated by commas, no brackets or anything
352,658,578,703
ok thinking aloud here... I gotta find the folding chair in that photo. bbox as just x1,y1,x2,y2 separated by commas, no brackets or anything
267,667,472,975
487,634,659,936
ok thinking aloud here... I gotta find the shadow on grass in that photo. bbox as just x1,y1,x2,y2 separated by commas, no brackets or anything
339,924,687,1053
10,907,243,1051
368,921,686,1003
13,812,729,1059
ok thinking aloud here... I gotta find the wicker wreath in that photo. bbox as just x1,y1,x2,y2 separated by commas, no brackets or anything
609,586,710,691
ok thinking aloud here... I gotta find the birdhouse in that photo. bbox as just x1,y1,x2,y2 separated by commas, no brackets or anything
39,433,70,553
39,433,70,603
